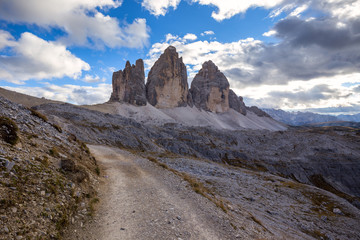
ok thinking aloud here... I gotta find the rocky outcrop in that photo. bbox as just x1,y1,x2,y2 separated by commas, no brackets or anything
146,46,192,108
110,59,146,106
247,106,270,117
228,90,247,115
190,61,229,113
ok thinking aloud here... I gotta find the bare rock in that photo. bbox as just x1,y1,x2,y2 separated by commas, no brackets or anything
146,46,191,108
246,106,270,117
228,90,247,115
110,59,146,106
190,61,229,113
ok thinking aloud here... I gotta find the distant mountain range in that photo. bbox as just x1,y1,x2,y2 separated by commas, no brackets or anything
262,108,360,126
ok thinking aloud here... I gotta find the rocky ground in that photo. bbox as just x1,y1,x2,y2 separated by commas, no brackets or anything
64,145,237,240
65,145,360,240
36,102,360,203
0,96,99,239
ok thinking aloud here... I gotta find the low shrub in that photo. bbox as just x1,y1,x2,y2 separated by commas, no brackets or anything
52,123,62,133
0,116,19,145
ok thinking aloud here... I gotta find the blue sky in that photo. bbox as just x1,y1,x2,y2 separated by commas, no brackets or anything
0,0,360,114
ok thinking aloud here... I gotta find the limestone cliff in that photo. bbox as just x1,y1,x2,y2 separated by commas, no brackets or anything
110,59,146,106
228,89,247,115
190,61,230,113
146,46,192,108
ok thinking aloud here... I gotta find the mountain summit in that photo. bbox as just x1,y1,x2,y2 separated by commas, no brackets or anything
109,46,260,117
146,46,192,108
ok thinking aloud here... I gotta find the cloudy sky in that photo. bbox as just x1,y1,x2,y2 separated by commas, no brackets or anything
0,0,359,114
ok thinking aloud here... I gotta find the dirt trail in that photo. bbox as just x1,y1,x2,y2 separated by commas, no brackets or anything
66,145,235,240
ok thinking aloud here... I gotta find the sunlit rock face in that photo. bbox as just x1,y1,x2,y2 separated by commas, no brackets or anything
190,60,230,113
146,46,192,108
110,59,147,106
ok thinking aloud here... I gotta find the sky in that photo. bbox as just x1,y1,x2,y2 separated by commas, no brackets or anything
0,0,360,114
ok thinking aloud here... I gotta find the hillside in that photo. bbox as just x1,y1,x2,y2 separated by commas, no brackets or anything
0,87,60,108
83,102,286,131
0,96,99,239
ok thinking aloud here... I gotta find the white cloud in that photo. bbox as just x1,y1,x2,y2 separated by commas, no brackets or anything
192,0,286,21
3,83,112,105
0,30,16,50
142,0,181,16
145,36,263,81
262,30,277,37
165,33,179,42
145,30,360,110
183,33,197,41
0,31,90,83
83,74,106,83
201,30,215,36
0,0,149,48
242,73,360,110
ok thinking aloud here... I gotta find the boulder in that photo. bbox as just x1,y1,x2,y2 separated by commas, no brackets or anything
228,90,247,115
190,60,229,113
146,46,192,108
110,59,147,106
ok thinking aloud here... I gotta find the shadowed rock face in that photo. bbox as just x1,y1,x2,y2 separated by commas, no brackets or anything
247,106,270,117
146,46,192,108
110,59,146,106
228,90,247,115
190,61,230,113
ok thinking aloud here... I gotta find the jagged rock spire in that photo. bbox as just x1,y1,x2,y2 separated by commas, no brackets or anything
190,60,230,113
110,59,147,106
146,46,192,108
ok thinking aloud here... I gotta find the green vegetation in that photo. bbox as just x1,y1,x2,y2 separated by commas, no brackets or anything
95,166,100,176
0,116,19,145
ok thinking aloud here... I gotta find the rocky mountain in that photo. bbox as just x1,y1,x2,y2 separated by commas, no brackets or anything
108,46,276,130
190,60,230,113
338,113,360,122
110,59,147,106
146,46,192,108
263,108,340,126
228,90,247,115
263,108,360,127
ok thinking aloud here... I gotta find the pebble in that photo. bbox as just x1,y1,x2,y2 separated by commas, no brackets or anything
40,191,46,196
5,160,15,172
176,216,181,220
12,207,17,213
333,208,343,215
120,228,126,231
4,226,9,233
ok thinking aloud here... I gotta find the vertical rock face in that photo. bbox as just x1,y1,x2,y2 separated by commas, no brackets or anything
229,90,247,115
190,61,230,113
146,46,191,108
110,59,146,106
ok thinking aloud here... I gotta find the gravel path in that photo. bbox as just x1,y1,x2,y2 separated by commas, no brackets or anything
65,145,236,240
